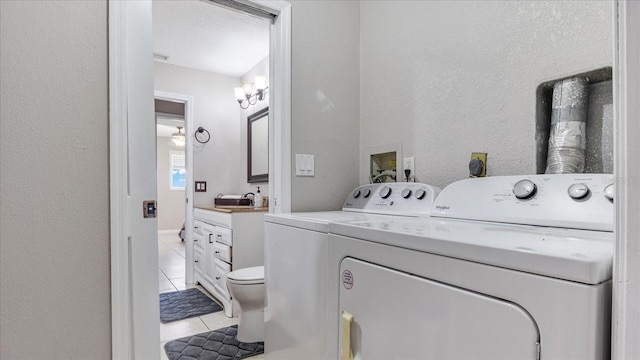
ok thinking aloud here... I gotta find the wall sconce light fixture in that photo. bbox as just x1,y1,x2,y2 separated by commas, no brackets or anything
234,75,268,109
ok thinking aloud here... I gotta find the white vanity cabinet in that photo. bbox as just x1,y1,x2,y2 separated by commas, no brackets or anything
192,207,266,317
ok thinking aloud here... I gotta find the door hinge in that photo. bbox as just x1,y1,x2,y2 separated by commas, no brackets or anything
535,342,541,360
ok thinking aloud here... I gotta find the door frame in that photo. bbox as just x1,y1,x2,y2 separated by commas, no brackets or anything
109,0,291,358
612,1,640,358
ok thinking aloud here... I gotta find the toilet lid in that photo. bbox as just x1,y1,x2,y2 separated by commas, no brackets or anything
226,266,264,282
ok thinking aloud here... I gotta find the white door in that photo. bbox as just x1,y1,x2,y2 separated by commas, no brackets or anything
339,258,540,360
109,1,160,359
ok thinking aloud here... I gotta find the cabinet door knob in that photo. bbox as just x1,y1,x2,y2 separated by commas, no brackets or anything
215,277,221,280
215,251,220,254
195,260,199,263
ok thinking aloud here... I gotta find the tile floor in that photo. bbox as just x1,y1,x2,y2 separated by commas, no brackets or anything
158,231,265,360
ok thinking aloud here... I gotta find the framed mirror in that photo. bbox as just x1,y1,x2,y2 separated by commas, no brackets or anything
247,107,269,183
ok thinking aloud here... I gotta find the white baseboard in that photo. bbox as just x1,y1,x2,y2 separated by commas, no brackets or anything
158,229,181,235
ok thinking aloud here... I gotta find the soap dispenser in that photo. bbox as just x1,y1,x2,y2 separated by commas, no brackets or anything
254,186,263,208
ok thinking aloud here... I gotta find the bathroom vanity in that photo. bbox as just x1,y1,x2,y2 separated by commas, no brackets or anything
193,206,267,317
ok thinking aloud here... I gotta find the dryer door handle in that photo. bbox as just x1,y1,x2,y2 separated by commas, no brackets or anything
341,310,354,360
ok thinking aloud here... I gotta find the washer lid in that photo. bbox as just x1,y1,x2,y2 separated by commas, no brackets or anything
265,211,391,232
227,266,264,282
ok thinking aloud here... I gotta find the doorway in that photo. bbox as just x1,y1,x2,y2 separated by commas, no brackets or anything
109,0,291,358
155,97,187,289
152,0,270,318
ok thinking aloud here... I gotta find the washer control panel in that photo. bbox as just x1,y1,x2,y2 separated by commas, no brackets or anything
342,182,441,216
431,174,614,231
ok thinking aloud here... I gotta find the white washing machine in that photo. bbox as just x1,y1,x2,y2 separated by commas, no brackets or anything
264,182,441,359
329,174,614,360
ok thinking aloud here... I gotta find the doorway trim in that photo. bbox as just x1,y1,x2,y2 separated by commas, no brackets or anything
263,0,292,213
109,0,291,358
612,1,640,358
155,91,195,285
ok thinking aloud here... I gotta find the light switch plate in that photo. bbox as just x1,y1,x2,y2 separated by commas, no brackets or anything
296,154,315,177
195,181,207,192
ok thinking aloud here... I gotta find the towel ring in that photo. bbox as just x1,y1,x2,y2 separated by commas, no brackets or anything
195,127,211,144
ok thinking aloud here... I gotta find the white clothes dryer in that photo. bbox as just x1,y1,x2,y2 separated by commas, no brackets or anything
329,174,614,360
264,182,440,359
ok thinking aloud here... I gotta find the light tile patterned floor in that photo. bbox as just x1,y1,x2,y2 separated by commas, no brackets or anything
158,232,264,360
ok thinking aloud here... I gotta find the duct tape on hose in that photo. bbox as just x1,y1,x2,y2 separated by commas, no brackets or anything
545,77,589,174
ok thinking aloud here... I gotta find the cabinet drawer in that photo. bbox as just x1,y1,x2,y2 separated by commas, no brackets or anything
215,257,231,275
193,220,205,235
194,247,204,275
193,231,204,251
214,258,231,300
213,242,232,263
214,227,232,246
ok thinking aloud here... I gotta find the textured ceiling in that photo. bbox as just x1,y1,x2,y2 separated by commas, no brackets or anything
152,0,270,77
157,116,185,137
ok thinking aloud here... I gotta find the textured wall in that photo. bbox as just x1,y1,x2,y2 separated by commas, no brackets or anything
157,137,186,231
154,62,246,208
360,1,612,188
289,0,361,212
0,1,111,358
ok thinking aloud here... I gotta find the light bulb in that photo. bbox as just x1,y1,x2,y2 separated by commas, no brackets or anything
234,87,245,101
242,83,253,98
255,76,267,91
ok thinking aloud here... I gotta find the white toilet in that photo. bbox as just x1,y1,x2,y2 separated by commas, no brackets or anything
225,266,265,343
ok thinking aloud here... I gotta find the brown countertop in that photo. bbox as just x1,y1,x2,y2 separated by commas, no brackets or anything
194,205,269,213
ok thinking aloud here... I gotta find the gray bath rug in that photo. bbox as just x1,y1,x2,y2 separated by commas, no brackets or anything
164,325,264,360
160,288,223,323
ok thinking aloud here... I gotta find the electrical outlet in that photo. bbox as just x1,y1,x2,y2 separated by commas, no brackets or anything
404,157,415,172
403,157,415,181
469,152,487,177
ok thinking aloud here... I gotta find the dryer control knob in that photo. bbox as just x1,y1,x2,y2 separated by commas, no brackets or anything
352,189,361,198
363,189,371,198
604,184,615,202
379,186,392,199
513,179,537,200
401,188,412,199
415,189,426,200
568,183,590,200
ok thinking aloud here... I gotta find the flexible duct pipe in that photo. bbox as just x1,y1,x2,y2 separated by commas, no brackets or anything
545,77,590,174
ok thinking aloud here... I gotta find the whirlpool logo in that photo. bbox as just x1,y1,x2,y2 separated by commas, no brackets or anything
435,205,450,210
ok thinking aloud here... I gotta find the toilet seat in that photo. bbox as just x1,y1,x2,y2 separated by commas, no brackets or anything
227,266,264,285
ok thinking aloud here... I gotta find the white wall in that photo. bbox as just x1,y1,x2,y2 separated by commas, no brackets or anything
0,1,111,358
157,136,186,230
289,0,362,212
360,1,612,189
154,62,247,208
